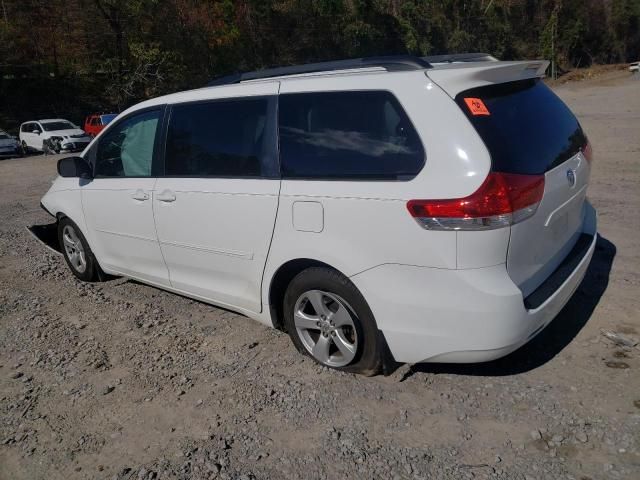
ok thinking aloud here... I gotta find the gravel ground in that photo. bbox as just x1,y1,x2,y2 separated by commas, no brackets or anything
1,72,639,480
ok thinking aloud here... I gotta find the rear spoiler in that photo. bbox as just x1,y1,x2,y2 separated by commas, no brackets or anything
422,53,498,64
426,60,550,98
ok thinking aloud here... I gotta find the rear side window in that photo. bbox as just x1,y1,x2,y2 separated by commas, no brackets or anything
95,110,160,177
165,97,275,177
278,91,425,180
456,79,586,175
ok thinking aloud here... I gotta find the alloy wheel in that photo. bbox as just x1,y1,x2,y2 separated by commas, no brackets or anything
293,290,358,367
62,225,87,273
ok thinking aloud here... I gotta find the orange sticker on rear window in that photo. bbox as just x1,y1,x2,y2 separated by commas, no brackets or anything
464,97,490,116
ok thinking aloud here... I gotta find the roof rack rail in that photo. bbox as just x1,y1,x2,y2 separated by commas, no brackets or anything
207,55,432,87
422,53,498,64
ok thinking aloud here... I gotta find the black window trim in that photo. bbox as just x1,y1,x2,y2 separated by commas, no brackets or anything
158,95,280,180
89,105,168,179
277,89,427,182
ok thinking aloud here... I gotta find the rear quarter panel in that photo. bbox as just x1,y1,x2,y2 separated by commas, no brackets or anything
263,71,495,310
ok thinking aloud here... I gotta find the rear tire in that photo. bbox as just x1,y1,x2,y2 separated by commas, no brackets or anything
58,218,100,282
283,267,381,375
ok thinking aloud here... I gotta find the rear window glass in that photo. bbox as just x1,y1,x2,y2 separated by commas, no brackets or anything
278,91,425,180
456,79,586,175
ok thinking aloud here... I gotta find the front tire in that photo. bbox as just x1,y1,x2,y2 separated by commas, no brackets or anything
58,218,99,281
283,267,381,375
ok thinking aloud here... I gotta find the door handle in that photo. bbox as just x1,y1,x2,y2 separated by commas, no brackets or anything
156,190,176,202
131,189,149,201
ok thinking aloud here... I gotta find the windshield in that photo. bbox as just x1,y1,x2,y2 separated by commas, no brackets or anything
41,121,76,131
101,114,117,125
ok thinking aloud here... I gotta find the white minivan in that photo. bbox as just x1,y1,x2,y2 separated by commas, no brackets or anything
39,55,597,375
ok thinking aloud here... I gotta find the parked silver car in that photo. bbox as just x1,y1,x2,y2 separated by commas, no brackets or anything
0,129,23,158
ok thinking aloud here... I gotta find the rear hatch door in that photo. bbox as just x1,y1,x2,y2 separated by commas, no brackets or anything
429,66,591,298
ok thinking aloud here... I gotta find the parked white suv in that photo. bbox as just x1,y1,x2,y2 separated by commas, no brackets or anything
19,119,91,154
39,55,597,374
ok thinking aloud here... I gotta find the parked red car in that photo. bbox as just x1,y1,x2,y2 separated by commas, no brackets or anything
83,113,118,137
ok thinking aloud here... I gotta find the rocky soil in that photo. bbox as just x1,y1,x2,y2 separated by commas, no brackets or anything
1,72,639,479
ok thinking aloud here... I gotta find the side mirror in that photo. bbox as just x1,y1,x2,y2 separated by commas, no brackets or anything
34,130,41,135
57,156,93,179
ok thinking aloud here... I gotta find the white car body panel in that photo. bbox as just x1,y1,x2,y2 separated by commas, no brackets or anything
41,179,88,232
39,59,597,365
352,203,596,363
82,178,170,287
508,151,591,297
153,178,280,312
20,123,43,150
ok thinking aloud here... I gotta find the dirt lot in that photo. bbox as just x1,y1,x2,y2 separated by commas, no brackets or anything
1,73,639,480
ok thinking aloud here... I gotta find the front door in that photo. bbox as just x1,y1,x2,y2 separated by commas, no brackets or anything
82,108,170,286
22,123,41,150
153,93,280,312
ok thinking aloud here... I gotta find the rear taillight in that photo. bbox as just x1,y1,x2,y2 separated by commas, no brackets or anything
407,172,545,231
582,140,593,164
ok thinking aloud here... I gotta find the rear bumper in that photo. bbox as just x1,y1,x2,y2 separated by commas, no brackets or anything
351,202,597,364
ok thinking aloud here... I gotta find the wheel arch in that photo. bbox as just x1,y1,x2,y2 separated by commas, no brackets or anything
267,257,398,375
268,258,346,331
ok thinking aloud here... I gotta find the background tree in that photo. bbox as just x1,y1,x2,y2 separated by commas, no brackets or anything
1,0,639,130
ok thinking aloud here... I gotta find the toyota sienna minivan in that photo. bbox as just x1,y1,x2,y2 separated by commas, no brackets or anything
39,54,597,375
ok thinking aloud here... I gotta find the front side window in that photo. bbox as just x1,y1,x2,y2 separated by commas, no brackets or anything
278,91,425,180
165,97,273,177
95,110,160,177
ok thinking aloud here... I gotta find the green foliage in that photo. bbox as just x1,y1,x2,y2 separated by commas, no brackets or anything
1,0,639,128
